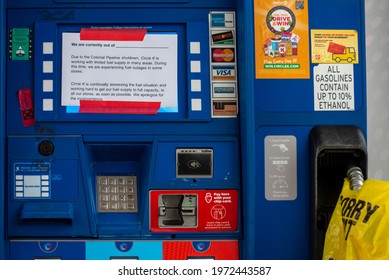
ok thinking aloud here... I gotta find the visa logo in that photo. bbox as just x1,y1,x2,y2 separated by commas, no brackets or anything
213,66,235,80
216,70,232,75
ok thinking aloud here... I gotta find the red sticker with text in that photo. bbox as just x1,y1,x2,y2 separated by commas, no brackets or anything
149,190,238,233
17,89,36,127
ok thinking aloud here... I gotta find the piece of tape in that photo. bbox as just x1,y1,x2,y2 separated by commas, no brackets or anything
79,100,161,114
80,28,147,41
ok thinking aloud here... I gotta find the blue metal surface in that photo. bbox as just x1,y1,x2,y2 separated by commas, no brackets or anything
10,241,86,260
0,0,6,260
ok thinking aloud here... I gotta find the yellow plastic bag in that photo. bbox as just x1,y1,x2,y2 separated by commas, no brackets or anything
323,179,389,260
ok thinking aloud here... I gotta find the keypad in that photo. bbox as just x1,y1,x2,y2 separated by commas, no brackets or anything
97,176,138,213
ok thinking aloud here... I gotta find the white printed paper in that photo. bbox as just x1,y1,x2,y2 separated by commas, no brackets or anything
314,64,354,111
61,32,178,110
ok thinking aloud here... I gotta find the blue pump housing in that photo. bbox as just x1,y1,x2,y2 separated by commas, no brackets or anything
2,0,241,259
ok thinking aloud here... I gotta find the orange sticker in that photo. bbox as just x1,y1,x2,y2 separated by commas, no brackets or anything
254,0,310,79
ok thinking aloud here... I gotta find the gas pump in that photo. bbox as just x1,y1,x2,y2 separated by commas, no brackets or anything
1,0,367,260
2,0,240,260
237,0,367,259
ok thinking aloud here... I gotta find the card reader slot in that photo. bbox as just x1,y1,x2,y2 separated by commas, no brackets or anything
181,207,196,216
162,208,184,226
158,194,197,227
161,195,184,226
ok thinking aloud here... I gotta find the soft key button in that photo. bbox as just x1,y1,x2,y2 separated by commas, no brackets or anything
190,42,201,54
42,42,53,54
191,79,202,92
190,61,201,73
43,80,53,92
43,61,53,73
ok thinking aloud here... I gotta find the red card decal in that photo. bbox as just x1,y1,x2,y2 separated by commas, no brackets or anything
327,42,346,54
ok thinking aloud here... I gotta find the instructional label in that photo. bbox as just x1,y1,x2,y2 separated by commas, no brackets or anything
10,28,31,60
265,136,297,201
314,64,354,111
61,32,177,110
149,190,238,232
14,163,51,199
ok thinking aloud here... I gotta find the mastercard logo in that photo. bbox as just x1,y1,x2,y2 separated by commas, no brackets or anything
212,48,235,62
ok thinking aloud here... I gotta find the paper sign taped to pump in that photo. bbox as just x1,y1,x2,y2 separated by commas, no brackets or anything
61,32,178,110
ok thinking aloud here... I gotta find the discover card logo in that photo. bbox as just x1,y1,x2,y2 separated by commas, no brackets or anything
211,31,234,45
